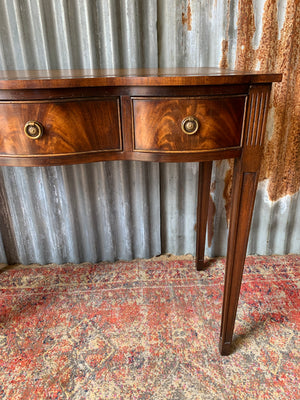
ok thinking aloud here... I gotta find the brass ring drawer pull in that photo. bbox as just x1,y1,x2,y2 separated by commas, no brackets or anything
181,116,199,135
24,121,44,140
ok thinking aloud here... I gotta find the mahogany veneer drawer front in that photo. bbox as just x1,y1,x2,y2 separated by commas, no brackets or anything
132,96,246,152
0,98,122,156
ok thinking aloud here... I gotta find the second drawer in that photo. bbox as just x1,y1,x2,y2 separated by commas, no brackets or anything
132,96,246,152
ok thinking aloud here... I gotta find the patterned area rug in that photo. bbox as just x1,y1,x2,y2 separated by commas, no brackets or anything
0,255,299,399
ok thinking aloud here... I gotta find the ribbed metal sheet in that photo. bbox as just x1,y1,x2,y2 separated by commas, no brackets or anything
0,0,299,264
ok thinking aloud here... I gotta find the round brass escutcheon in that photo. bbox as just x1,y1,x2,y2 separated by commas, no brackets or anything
24,121,44,140
181,116,199,135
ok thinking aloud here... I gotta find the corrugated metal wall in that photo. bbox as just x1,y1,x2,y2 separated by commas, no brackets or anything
0,0,299,265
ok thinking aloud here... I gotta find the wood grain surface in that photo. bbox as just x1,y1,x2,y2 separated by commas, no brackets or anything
0,98,121,156
132,96,246,152
0,68,282,89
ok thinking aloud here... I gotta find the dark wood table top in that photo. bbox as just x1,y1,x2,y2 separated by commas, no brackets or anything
0,68,282,89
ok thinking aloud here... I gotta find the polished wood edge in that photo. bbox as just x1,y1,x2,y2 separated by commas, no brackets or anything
132,146,242,154
0,153,122,167
0,68,282,90
130,94,248,100
0,85,251,101
0,148,242,167
0,148,123,158
0,96,120,104
115,148,242,162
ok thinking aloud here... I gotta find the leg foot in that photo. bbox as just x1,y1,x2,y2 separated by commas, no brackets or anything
219,337,232,356
196,259,205,271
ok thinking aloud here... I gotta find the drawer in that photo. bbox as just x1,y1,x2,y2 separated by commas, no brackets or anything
132,96,246,152
0,98,121,156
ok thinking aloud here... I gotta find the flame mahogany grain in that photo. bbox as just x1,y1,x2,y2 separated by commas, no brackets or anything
132,96,246,152
0,68,281,356
0,99,122,156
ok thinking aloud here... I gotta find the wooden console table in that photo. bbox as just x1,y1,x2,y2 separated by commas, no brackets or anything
0,68,281,355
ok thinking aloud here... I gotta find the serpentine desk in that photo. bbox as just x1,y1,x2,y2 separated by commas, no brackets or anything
0,68,281,355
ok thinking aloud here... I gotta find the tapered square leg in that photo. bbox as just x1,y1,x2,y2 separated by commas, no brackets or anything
219,84,271,355
196,161,212,270
219,160,260,355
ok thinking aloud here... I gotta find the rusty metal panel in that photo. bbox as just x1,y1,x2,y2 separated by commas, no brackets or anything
0,0,298,264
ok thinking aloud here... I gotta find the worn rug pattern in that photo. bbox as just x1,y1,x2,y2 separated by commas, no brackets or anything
0,255,299,399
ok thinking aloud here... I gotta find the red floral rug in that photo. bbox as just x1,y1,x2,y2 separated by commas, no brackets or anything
0,255,299,399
